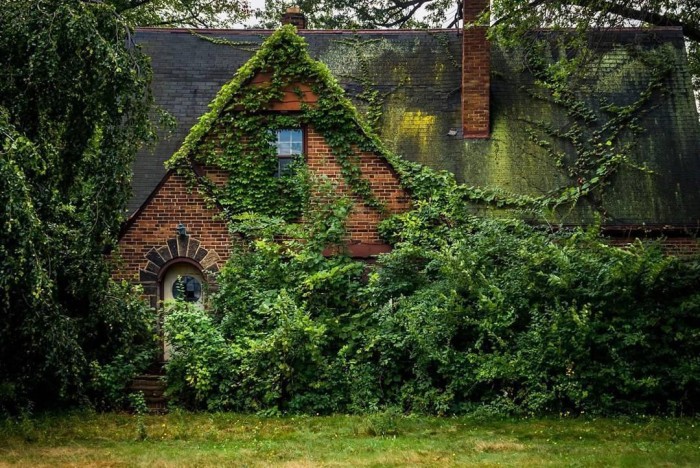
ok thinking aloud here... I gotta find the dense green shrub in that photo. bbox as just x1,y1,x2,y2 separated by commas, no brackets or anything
0,0,156,412
164,173,700,415
87,281,157,411
364,213,700,415
164,184,364,413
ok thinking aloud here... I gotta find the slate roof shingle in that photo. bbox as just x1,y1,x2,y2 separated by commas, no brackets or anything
131,27,700,227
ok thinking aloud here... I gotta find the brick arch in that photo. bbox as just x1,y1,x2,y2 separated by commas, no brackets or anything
139,235,222,281
137,235,223,308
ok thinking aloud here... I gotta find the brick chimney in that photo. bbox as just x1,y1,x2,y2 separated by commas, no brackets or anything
281,6,307,29
462,0,490,138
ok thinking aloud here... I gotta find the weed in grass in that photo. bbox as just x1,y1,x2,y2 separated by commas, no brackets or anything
357,408,403,437
17,406,37,443
170,407,192,440
128,392,148,441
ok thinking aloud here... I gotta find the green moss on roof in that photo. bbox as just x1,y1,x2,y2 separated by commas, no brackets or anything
149,26,700,226
167,25,435,214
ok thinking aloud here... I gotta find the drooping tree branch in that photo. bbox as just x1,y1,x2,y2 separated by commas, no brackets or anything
570,0,700,42
493,0,700,42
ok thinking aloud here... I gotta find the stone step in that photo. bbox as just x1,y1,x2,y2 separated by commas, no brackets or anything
128,374,167,413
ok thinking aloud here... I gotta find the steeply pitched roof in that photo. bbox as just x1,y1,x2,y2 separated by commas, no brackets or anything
132,26,700,227
166,26,377,170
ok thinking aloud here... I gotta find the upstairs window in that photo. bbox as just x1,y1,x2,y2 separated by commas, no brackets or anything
275,129,303,176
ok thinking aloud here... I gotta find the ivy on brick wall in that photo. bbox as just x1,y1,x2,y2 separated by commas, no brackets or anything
167,25,392,220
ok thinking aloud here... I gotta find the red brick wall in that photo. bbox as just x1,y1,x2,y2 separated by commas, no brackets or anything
606,235,700,257
462,0,490,138
115,125,411,300
114,170,232,308
305,127,411,254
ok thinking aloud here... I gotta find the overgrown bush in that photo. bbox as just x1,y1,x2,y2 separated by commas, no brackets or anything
164,182,364,413
0,0,156,413
87,281,157,411
364,212,700,415
164,171,700,416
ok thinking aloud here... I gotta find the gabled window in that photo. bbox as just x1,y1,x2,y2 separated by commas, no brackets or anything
275,129,303,176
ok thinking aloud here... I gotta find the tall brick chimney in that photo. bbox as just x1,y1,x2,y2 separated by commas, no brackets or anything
281,6,307,29
462,0,490,138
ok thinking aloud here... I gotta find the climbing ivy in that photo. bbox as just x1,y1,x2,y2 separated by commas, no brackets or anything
189,31,261,52
429,32,461,70
171,25,677,230
333,36,408,132
429,35,676,221
521,39,673,218
169,25,395,219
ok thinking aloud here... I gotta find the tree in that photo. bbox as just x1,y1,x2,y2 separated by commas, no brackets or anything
109,0,252,27
253,0,462,29
489,1,700,94
1,0,156,411
253,1,699,91
256,0,699,33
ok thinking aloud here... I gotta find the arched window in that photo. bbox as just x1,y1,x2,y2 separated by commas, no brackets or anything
161,262,204,305
172,275,202,302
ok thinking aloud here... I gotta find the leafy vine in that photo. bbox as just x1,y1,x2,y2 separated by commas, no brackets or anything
169,26,391,223
522,41,673,218
432,38,675,221
333,36,407,133
189,31,261,52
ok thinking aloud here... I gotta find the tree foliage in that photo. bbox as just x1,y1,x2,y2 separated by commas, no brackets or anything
109,0,252,28
253,0,461,29
0,0,157,412
254,0,700,94
253,0,698,33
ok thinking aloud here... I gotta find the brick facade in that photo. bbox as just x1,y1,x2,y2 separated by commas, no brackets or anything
115,171,232,309
305,127,411,255
606,233,700,257
115,124,410,303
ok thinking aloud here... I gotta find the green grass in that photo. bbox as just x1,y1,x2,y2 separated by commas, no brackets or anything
0,412,698,467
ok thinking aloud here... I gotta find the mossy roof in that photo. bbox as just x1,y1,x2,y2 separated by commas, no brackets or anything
132,26,700,227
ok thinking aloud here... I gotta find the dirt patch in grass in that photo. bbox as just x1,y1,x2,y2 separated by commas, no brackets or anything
474,440,526,452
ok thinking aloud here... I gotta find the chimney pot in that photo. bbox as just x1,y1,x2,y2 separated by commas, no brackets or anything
281,6,307,29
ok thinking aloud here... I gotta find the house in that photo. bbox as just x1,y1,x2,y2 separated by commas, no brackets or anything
115,1,700,314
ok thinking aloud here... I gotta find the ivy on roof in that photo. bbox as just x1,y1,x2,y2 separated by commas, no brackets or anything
166,25,495,222
166,25,403,216
168,25,672,225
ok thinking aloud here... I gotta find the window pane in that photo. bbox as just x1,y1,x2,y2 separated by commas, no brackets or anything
277,129,291,142
278,142,292,155
278,157,293,176
172,275,202,302
275,129,303,177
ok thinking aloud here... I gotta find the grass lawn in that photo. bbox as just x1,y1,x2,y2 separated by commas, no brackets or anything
0,412,698,467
